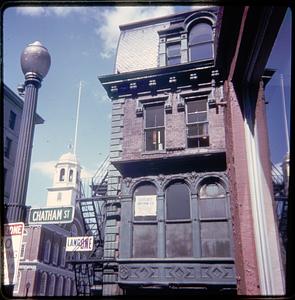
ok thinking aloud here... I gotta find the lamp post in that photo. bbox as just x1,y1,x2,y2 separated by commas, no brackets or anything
6,41,51,223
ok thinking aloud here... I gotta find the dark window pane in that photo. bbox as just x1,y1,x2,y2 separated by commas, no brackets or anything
145,104,164,128
133,224,157,257
187,100,207,113
167,43,181,57
166,182,190,220
166,223,192,257
167,56,181,66
201,222,231,257
199,198,227,219
145,128,165,151
190,43,213,61
187,112,207,123
187,136,209,148
9,111,17,130
4,137,12,158
189,23,213,45
187,123,208,137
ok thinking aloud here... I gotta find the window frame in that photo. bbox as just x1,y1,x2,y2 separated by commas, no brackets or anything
144,103,165,152
59,168,65,181
43,240,51,263
9,110,17,130
53,242,59,265
185,97,209,148
39,272,47,296
166,41,181,66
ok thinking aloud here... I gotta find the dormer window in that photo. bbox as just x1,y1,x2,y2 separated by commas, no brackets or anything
188,23,213,62
59,168,65,181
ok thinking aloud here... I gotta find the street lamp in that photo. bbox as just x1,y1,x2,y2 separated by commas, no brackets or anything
6,41,51,223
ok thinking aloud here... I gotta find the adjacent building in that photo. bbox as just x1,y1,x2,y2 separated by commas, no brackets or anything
97,6,286,296
3,84,44,206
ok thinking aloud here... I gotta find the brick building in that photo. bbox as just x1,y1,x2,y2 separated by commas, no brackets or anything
97,6,287,296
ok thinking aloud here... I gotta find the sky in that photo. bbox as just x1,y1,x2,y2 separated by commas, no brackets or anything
3,5,291,208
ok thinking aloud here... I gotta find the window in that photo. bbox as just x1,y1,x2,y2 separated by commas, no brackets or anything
132,183,157,258
9,110,17,130
166,43,181,66
4,137,12,158
57,192,62,202
48,274,56,296
20,243,26,259
39,272,47,296
199,179,231,257
186,98,209,147
144,104,165,151
189,23,213,62
64,278,71,296
53,242,59,265
43,240,51,263
59,168,65,181
165,181,192,257
69,169,73,182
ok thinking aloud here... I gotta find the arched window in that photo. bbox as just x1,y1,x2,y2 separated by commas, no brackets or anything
39,272,47,296
59,168,65,181
165,181,192,257
56,276,63,296
48,274,56,296
53,242,59,265
132,183,157,258
188,22,213,62
43,240,51,263
69,169,73,182
199,178,231,257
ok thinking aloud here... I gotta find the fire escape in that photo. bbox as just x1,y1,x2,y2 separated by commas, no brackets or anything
67,156,117,296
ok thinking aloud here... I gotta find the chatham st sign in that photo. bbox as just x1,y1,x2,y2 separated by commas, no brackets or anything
28,206,75,224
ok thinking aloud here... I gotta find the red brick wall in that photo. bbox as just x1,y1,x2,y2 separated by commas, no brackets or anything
121,92,226,161
224,81,260,295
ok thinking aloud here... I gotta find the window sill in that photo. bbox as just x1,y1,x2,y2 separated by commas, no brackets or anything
142,150,166,155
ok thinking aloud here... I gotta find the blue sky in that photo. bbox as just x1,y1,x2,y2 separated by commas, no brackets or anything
3,6,291,208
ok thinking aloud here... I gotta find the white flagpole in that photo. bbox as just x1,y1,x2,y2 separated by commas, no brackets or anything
74,81,82,155
280,74,290,153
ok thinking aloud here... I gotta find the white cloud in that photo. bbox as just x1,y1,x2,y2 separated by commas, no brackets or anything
32,160,56,177
16,6,90,17
95,6,175,58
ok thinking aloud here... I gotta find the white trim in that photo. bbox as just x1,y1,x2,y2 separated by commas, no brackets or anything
243,97,285,295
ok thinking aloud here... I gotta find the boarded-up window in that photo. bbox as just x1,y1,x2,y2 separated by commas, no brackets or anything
133,224,157,257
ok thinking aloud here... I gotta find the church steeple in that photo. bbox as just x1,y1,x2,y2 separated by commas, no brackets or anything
46,152,82,207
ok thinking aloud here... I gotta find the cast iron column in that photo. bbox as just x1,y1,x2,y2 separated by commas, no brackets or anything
6,41,51,223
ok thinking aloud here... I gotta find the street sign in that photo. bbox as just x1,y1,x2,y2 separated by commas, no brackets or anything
28,206,75,224
3,222,24,285
66,236,94,252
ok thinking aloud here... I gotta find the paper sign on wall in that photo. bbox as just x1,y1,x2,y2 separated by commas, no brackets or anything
134,195,157,216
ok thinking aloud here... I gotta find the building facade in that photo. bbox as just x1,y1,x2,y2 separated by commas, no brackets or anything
3,84,44,206
98,6,286,296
